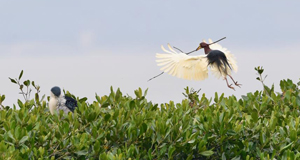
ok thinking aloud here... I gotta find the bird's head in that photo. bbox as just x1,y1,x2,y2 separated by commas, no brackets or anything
196,42,209,51
196,37,227,51
51,86,61,98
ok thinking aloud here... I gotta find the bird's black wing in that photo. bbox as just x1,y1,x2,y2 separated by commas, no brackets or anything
64,96,77,112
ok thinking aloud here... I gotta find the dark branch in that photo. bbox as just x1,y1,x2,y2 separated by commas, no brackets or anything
173,46,184,53
174,46,197,55
186,49,197,55
148,72,164,82
208,37,226,45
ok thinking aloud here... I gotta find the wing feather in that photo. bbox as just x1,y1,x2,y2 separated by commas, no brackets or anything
156,44,208,81
56,96,77,114
161,45,174,54
167,43,178,53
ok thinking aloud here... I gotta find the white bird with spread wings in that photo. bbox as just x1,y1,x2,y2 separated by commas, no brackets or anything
152,38,241,90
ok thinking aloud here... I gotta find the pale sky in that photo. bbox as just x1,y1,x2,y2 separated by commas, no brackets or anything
1,1,300,106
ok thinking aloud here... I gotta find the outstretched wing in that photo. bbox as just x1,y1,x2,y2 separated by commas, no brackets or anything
207,39,238,78
156,44,208,81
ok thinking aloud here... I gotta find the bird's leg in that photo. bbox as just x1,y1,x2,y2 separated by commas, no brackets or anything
225,77,235,91
228,75,242,87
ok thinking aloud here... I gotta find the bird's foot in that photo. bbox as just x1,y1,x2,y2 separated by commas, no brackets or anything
234,81,242,88
227,84,235,91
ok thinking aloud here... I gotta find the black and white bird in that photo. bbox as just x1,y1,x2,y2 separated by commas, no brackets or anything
49,86,77,115
155,38,241,90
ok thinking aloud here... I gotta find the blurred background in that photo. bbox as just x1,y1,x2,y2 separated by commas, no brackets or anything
1,1,299,106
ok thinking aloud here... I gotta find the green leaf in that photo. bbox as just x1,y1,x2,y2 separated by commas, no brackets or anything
168,146,176,158
104,114,111,121
129,100,135,109
95,94,101,103
31,81,35,87
159,145,167,156
134,90,141,99
140,123,147,135
188,139,195,143
232,156,241,160
214,92,218,102
144,88,148,97
79,97,88,103
241,95,249,101
35,93,39,102
110,86,114,93
101,102,109,108
23,80,30,87
9,78,17,84
15,126,20,139
100,153,108,159
187,154,193,160
1,95,5,101
280,142,294,153
18,99,23,108
290,129,297,141
251,111,258,123
94,141,100,152
222,153,226,160
115,88,122,101
76,150,88,156
200,150,214,156
258,67,264,74
19,70,24,80
19,136,29,144
8,131,15,142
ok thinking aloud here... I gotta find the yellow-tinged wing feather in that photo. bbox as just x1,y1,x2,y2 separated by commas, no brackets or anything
156,44,208,81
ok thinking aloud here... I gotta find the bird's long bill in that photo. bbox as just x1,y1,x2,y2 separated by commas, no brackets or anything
196,46,202,51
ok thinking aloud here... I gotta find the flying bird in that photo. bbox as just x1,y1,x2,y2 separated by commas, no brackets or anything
154,38,241,90
49,86,77,115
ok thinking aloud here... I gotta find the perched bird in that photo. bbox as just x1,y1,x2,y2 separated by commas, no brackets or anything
49,86,77,115
155,38,241,90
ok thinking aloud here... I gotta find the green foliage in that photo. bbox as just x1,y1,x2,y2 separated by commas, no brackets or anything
1,69,300,159
0,94,5,109
9,70,44,107
255,66,274,96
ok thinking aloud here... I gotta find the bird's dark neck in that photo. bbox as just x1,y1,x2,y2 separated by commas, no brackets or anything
203,46,212,54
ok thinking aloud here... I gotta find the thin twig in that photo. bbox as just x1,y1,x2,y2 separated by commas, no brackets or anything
173,46,184,53
17,80,27,101
148,72,164,82
186,49,197,55
26,86,29,101
208,37,226,45
173,46,197,55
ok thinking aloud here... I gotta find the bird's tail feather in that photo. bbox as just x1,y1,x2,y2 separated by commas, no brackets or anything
209,56,232,77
